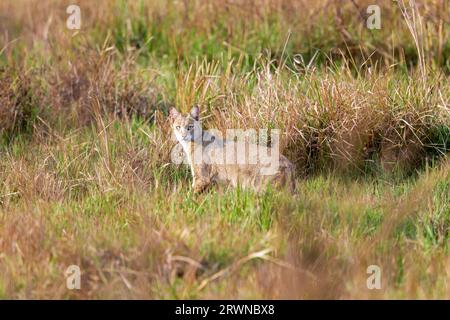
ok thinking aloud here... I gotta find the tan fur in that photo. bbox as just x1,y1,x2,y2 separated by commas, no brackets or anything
170,106,296,193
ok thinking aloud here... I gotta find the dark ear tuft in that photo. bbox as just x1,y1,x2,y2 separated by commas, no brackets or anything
190,105,200,121
169,107,180,122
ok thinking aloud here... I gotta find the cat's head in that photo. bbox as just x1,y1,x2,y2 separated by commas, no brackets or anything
169,106,202,143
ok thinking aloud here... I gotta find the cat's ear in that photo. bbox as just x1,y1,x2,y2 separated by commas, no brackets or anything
190,105,200,121
169,107,180,122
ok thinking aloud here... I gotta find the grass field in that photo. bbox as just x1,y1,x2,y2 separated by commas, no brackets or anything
0,0,449,299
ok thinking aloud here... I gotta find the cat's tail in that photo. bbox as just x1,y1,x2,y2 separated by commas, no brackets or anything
290,170,297,193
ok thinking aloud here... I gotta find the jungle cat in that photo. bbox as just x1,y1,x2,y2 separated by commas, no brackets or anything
169,106,295,193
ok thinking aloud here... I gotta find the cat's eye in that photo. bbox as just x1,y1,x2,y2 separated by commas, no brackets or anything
187,125,194,131
175,126,181,130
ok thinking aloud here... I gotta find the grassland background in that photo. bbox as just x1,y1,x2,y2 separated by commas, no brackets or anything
0,0,449,299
